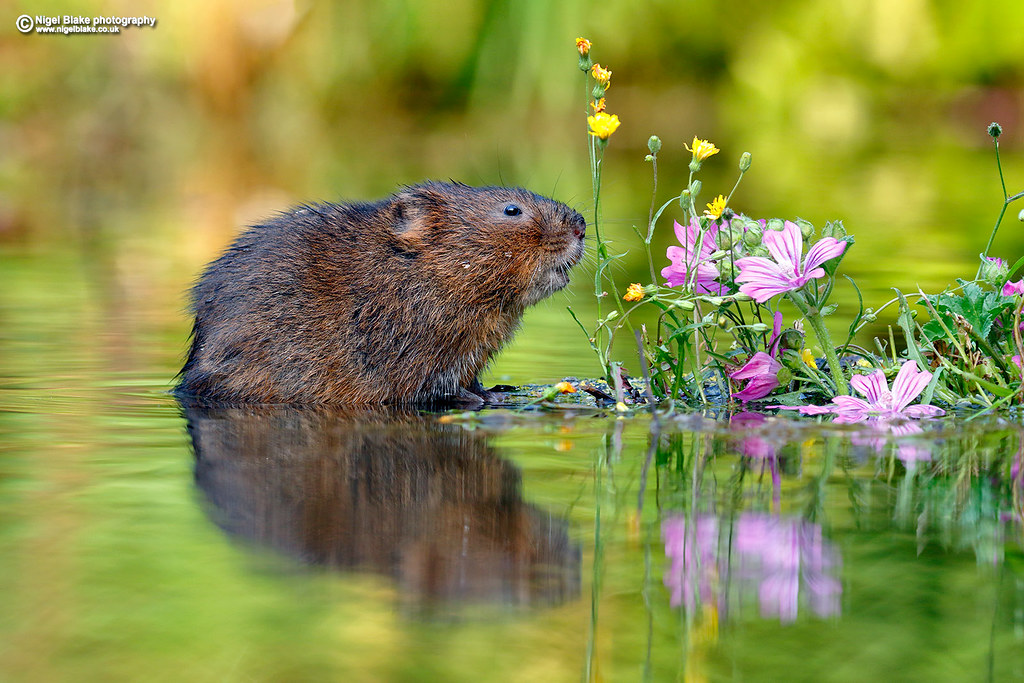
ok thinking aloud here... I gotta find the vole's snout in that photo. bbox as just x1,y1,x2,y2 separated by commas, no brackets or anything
571,213,586,240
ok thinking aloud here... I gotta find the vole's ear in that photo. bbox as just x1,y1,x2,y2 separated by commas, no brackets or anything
391,187,434,239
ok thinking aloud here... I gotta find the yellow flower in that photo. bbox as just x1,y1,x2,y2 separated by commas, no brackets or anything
591,97,607,113
576,37,591,56
686,136,720,161
703,194,727,220
801,349,817,369
623,283,645,302
591,63,612,87
588,112,621,140
554,381,576,394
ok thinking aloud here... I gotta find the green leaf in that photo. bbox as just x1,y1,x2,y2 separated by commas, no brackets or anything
929,282,1014,340
648,195,682,242
921,320,947,342
594,252,629,296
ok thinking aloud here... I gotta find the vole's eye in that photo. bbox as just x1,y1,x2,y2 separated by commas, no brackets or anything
503,204,522,217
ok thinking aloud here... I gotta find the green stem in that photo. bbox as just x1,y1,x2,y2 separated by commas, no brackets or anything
644,154,659,283
977,138,1024,276
789,290,848,395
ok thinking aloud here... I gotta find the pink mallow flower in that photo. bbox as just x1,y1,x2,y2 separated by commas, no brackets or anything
780,360,944,422
730,312,784,402
1002,279,1024,296
662,218,726,294
735,221,846,303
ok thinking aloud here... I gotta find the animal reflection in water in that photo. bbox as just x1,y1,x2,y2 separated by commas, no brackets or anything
181,403,580,609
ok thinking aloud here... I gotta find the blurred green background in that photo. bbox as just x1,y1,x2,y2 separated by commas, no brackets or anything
3,0,1024,383
3,4,1024,681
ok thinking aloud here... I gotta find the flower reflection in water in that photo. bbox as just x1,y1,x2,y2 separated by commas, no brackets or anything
662,512,841,624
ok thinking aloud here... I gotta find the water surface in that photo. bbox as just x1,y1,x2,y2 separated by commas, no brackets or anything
1,246,1023,682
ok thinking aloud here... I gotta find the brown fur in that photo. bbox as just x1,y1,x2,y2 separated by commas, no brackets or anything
176,182,586,404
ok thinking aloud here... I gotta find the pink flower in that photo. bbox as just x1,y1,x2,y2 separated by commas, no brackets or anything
735,221,847,303
662,218,726,294
730,312,785,402
731,352,783,402
777,360,944,422
1002,279,1024,296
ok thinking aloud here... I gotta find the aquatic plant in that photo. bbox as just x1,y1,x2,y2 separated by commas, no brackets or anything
570,38,1024,414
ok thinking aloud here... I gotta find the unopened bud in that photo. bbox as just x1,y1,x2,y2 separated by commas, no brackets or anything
748,323,770,333
776,367,793,386
739,152,752,173
767,218,785,232
648,135,662,155
778,329,804,351
980,256,1009,287
743,227,763,247
591,85,606,100
988,122,1003,139
820,220,847,239
689,179,702,197
795,218,814,240
1018,208,1024,222
672,300,696,311
644,154,654,162
718,258,736,281
717,315,729,329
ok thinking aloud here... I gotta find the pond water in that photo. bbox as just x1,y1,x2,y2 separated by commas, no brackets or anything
2,247,1024,682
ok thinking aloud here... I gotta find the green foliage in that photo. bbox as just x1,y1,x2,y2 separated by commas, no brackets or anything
921,281,1016,343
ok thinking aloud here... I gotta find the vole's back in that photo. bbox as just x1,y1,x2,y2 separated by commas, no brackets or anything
176,182,586,404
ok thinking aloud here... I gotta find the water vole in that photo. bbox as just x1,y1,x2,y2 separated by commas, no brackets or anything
176,182,586,404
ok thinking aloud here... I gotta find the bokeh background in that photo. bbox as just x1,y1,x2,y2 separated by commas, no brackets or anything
3,0,1024,384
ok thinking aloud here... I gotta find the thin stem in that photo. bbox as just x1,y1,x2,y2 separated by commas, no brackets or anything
644,154,659,283
789,290,848,395
725,168,747,204
978,138,1022,275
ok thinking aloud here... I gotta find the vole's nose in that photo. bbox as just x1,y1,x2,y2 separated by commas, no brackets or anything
571,213,586,240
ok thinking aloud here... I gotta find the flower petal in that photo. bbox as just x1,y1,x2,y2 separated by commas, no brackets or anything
735,257,801,302
802,237,847,274
890,360,931,412
733,374,781,401
762,222,803,274
766,404,834,415
829,395,873,420
738,281,797,303
730,352,782,380
902,404,945,418
850,370,888,404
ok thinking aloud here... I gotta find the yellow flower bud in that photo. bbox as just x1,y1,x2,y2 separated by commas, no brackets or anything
623,283,645,302
686,136,719,162
587,112,621,140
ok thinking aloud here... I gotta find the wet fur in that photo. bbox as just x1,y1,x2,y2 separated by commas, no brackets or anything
176,182,586,404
